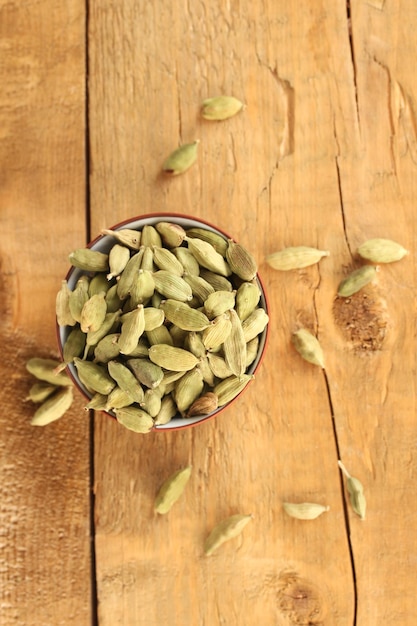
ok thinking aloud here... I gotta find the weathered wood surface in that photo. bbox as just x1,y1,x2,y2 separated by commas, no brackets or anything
0,1,91,625
1,0,417,624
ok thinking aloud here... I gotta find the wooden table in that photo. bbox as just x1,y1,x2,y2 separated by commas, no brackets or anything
2,1,416,624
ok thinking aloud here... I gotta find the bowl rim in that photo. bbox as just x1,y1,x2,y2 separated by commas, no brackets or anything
57,213,270,431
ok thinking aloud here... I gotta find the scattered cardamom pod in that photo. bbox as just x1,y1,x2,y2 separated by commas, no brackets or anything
162,141,199,175
31,386,74,426
283,502,330,520
201,95,244,121
337,265,378,297
291,329,325,369
26,358,73,387
338,461,366,520
266,246,329,270
357,238,408,263
204,514,253,556
154,466,192,514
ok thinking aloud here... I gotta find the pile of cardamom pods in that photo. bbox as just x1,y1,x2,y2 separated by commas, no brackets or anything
53,220,269,432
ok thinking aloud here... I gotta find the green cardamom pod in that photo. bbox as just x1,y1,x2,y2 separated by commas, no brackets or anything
201,96,244,121
337,265,378,297
30,386,74,426
291,329,324,369
162,141,199,176
204,514,252,556
154,466,192,514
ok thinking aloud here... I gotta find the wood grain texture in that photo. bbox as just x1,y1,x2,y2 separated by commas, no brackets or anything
0,1,91,625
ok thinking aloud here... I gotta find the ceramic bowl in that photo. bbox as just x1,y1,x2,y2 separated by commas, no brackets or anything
58,213,269,430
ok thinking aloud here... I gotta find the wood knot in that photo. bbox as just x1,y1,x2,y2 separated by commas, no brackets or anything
277,571,326,624
332,284,388,352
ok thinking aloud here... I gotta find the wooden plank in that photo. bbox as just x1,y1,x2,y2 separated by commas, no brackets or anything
89,1,417,624
324,0,417,623
0,1,91,625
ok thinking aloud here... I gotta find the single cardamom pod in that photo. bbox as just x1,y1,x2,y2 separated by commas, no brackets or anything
105,284,123,313
116,248,144,299
357,238,408,263
84,392,108,411
80,292,107,333
129,270,155,307
148,345,199,372
68,276,90,323
154,466,192,514
69,248,109,272
174,368,204,415
226,239,258,281
204,290,236,319
152,245,184,276
186,237,232,277
162,141,199,175
207,352,233,379
199,268,233,292
114,406,154,433
241,308,269,343
223,309,247,377
93,333,121,363
153,271,193,302
160,299,210,331
143,307,165,331
338,461,366,520
283,502,330,520
201,95,244,121
197,356,216,386
202,314,232,351
141,225,162,248
184,331,207,358
337,265,378,297
141,388,162,418
204,514,253,556
172,246,200,276
56,280,76,327
155,221,187,248
235,282,261,322
140,245,155,271
26,358,73,387
182,273,215,304
105,386,134,411
26,381,58,403
101,228,141,250
186,227,228,256
30,386,74,426
118,305,145,355
73,358,116,396
154,395,178,426
63,327,87,363
127,358,164,389
213,374,254,406
246,336,260,368
146,325,174,347
266,246,330,270
291,329,325,369
106,244,131,280
186,391,218,417
107,360,145,404
89,272,111,297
